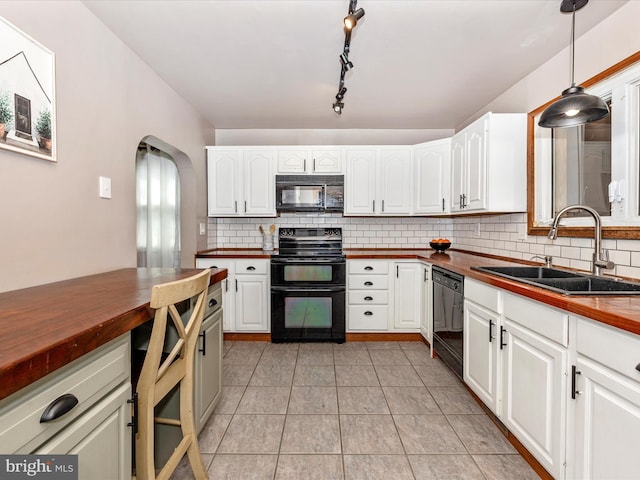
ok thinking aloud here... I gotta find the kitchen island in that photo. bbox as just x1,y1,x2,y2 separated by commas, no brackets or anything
0,267,227,401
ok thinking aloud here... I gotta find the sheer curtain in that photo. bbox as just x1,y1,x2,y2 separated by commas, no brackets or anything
136,143,181,268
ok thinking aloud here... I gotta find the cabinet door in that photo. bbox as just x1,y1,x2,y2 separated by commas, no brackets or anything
235,275,269,331
311,149,343,173
450,134,466,212
379,148,412,215
243,150,275,216
414,139,451,214
421,265,432,343
393,263,422,330
207,150,241,216
463,300,500,414
37,383,132,480
195,309,223,433
571,356,640,480
465,119,487,211
277,150,308,173
345,149,377,215
502,319,567,480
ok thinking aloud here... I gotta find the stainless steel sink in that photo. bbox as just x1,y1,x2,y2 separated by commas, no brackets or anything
473,266,583,279
472,265,640,295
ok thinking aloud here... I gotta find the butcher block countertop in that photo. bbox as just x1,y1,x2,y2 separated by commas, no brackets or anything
197,248,640,337
0,268,227,401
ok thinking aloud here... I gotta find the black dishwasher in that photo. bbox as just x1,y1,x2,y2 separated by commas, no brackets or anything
432,266,464,379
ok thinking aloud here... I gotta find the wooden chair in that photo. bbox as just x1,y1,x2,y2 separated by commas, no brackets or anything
135,269,211,480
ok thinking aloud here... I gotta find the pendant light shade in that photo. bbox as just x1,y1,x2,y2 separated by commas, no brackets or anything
538,0,610,128
538,85,609,128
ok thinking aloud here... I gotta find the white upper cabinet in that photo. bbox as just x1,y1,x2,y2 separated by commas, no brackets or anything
450,112,527,213
345,149,378,215
345,147,412,216
207,147,275,217
277,147,343,174
413,138,451,214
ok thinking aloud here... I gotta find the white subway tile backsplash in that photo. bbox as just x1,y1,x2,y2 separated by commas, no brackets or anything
207,211,640,280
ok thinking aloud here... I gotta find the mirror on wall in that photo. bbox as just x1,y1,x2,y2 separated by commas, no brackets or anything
528,50,640,239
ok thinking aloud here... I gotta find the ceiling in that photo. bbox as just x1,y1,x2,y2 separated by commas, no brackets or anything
83,0,627,130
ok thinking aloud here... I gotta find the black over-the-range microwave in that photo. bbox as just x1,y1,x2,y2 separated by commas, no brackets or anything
275,175,344,213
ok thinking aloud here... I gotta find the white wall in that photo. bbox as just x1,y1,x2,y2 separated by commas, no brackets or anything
0,1,214,292
215,128,453,146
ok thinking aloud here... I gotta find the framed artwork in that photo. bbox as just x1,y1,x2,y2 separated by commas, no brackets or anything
0,16,56,162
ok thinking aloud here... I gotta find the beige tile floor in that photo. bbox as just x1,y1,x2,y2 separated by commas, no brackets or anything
172,341,540,480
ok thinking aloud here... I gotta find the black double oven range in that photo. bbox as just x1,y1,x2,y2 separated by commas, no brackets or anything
270,228,346,343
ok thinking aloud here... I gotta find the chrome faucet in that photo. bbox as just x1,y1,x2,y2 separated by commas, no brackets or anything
548,205,614,276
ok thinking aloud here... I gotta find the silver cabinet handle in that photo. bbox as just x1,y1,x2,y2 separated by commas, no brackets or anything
234,201,238,213
382,200,385,213
571,365,582,399
313,158,316,171
244,200,247,212
372,200,375,212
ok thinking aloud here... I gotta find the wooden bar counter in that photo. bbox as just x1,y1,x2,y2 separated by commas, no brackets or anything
0,268,227,401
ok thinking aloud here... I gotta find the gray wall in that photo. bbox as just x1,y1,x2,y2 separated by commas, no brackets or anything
0,2,214,292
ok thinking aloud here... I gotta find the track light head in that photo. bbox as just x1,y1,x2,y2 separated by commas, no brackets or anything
332,102,344,114
339,53,354,71
336,87,347,101
344,8,365,30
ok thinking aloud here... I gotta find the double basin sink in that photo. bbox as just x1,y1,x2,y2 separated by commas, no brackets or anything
472,265,640,296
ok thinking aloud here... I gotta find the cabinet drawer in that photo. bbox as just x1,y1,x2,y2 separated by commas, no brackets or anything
196,258,234,273
235,259,268,275
465,278,500,313
577,317,640,382
348,305,388,330
204,282,223,314
348,260,389,275
0,334,130,453
348,275,389,290
349,290,389,305
503,293,569,346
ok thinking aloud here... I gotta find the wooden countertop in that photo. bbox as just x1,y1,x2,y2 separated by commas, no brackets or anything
196,247,640,336
345,249,640,337
0,268,227,401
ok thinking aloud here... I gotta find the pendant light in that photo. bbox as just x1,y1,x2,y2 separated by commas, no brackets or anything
538,0,609,128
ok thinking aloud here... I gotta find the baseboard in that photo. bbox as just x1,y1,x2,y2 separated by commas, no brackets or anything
345,332,427,343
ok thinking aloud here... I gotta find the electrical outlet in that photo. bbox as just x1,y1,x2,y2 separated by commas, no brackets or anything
475,223,481,237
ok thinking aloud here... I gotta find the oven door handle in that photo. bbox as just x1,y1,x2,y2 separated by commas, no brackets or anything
271,286,346,293
271,258,345,264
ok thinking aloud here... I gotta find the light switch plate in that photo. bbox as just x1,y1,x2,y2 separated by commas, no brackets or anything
199,223,206,235
99,176,112,199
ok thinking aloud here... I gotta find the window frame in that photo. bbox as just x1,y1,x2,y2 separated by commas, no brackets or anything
528,50,640,239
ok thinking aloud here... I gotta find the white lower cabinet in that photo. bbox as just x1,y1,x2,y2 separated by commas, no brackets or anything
0,334,131,478
568,316,640,480
420,264,432,344
347,260,423,332
464,288,501,415
464,280,568,479
347,260,390,331
196,258,270,332
393,262,423,330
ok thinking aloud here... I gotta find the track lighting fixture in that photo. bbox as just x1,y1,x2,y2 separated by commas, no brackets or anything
344,8,365,30
331,0,365,114
339,53,353,71
538,0,609,128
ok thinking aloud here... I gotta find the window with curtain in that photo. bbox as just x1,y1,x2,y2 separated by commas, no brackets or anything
136,143,181,268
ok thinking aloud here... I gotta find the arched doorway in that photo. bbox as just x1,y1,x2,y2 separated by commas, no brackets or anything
136,142,181,267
